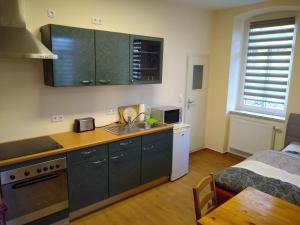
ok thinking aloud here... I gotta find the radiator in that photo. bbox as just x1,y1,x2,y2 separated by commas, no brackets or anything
228,115,275,155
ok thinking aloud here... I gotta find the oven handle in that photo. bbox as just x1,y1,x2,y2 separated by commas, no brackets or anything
12,173,60,189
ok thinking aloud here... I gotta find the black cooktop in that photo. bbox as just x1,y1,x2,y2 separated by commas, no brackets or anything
0,136,63,161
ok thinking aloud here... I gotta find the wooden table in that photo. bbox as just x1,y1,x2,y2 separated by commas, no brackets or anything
198,187,300,225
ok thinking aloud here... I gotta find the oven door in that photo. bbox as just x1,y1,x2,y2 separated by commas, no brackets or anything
2,170,68,225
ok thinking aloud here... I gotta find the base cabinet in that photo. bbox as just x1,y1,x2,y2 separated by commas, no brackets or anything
67,129,173,213
108,137,141,196
109,150,141,196
67,145,108,212
141,130,173,184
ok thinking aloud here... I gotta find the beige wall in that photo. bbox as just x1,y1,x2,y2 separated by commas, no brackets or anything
0,0,212,142
205,0,300,152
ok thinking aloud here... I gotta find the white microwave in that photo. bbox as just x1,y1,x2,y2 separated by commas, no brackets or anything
150,106,182,124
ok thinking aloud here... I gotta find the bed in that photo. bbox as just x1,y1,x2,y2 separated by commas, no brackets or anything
215,113,300,206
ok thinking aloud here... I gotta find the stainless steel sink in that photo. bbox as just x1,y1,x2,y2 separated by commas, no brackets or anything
134,122,163,129
104,122,165,135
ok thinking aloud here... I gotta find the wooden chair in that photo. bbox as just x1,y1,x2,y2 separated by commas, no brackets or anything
193,173,217,222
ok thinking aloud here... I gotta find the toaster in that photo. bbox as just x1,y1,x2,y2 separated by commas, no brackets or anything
74,117,95,133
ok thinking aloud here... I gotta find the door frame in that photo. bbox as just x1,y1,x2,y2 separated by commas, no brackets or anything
184,54,209,152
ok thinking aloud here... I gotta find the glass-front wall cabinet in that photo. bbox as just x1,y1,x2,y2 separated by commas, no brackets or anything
131,36,163,84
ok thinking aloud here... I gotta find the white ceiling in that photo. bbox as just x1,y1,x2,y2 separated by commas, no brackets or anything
165,0,268,10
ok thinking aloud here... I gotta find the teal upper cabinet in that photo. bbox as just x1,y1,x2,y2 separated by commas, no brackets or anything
40,24,164,87
40,24,95,87
95,31,130,85
130,35,163,84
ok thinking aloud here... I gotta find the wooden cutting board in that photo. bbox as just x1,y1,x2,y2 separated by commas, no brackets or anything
118,105,139,124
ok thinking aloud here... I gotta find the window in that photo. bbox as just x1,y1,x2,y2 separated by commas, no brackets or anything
192,65,203,90
239,16,297,116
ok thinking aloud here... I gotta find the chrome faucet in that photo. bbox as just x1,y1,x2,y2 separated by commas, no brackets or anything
127,112,145,128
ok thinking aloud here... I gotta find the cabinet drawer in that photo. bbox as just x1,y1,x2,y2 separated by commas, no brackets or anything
109,137,141,153
142,129,172,145
67,145,108,164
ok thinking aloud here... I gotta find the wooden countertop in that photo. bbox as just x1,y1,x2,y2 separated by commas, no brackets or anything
0,124,173,167
198,187,300,225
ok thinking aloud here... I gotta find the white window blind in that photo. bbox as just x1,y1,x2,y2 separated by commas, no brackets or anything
241,17,296,115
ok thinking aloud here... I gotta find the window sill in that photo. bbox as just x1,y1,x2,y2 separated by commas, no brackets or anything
230,110,285,123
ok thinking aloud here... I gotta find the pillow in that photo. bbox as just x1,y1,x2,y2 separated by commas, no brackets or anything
282,142,300,155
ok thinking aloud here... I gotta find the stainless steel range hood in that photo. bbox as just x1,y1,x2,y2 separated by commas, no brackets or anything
0,0,57,59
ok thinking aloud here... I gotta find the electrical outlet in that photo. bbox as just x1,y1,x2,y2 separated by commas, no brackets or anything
51,115,64,123
92,17,102,25
106,108,116,115
47,9,56,18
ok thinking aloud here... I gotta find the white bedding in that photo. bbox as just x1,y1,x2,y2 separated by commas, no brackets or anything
233,160,300,188
215,145,300,205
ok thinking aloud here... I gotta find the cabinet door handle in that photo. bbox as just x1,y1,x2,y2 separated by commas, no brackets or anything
91,159,106,167
98,80,111,84
143,145,155,151
80,80,93,85
119,141,133,147
80,149,96,158
110,154,124,160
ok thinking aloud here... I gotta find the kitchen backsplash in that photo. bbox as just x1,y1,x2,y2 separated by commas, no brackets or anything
0,0,212,142
0,59,180,142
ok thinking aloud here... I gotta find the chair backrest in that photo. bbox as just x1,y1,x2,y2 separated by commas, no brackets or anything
193,173,217,221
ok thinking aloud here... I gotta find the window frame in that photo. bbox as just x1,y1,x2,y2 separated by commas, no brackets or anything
237,12,298,117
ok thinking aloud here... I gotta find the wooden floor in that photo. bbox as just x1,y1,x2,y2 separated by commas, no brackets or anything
71,149,243,225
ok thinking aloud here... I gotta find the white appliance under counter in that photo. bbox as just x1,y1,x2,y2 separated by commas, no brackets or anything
171,123,191,181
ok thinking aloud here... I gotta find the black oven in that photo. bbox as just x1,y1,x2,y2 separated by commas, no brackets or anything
1,157,69,225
